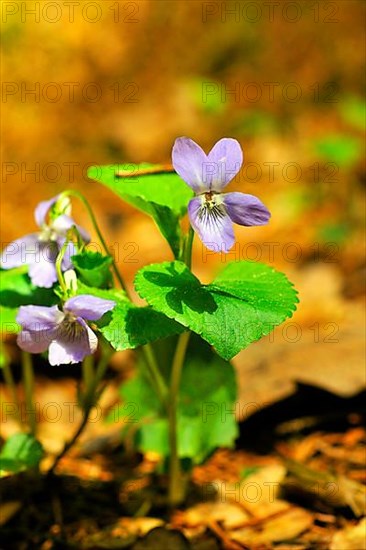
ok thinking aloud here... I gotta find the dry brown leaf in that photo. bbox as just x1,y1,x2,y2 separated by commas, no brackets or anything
217,464,288,518
231,507,313,545
284,459,366,517
207,521,248,550
175,501,249,530
330,518,366,550
337,476,366,517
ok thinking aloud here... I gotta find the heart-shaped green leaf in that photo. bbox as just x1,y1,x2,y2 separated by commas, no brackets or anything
134,261,298,360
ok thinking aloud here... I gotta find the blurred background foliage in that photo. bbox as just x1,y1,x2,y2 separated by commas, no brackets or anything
1,0,365,291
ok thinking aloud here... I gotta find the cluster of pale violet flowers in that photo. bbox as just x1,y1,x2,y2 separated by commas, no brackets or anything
1,195,89,288
1,194,115,365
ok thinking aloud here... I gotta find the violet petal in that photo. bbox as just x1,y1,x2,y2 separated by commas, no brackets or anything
0,233,40,269
64,295,115,321
48,319,97,365
52,215,90,243
188,196,235,252
17,329,55,354
207,138,243,192
172,137,209,194
16,305,64,331
223,192,271,226
28,243,59,288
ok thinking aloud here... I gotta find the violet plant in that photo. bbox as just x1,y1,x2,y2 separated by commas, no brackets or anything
0,137,298,505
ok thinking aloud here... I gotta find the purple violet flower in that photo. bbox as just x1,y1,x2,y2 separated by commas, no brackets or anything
172,137,271,252
0,195,90,288
16,295,115,365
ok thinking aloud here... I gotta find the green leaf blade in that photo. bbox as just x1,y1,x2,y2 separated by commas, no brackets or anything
88,164,193,257
119,338,238,464
0,268,58,335
0,433,44,473
135,260,298,360
88,164,193,214
72,251,113,288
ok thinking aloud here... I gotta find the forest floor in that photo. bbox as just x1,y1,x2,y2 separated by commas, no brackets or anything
1,289,365,549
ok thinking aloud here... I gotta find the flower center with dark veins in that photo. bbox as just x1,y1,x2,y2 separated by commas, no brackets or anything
199,192,226,222
58,313,85,342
